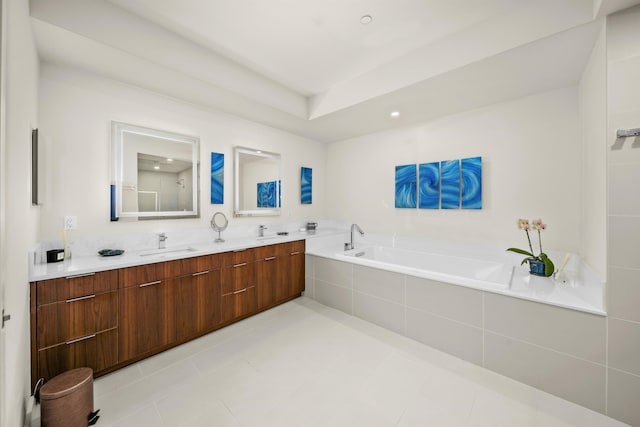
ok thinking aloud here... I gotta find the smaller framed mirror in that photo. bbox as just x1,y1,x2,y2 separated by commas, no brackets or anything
234,147,281,216
112,122,199,219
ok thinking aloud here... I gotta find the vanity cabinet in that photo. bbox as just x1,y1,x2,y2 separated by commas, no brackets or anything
31,239,304,389
30,270,119,385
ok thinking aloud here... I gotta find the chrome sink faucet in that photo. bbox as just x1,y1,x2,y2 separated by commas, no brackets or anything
258,225,267,238
345,224,364,251
158,232,168,249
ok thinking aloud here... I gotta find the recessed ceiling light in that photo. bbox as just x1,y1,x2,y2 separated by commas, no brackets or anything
390,111,400,118
360,15,372,25
166,158,173,162
153,162,160,170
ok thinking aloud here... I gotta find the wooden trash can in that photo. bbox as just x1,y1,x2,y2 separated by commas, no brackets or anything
40,368,94,427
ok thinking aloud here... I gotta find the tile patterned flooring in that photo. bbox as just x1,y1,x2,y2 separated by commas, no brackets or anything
90,298,628,427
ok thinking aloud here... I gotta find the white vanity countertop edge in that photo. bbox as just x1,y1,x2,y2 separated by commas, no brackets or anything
29,229,345,282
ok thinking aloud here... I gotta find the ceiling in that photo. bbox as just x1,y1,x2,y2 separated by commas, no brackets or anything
29,0,640,142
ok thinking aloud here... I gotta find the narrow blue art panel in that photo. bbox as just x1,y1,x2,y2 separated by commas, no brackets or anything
461,156,482,209
257,180,281,208
210,152,224,204
418,162,440,209
395,164,417,208
440,160,460,209
301,167,312,204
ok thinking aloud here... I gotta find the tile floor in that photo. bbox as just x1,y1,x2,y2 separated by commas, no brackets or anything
88,298,627,427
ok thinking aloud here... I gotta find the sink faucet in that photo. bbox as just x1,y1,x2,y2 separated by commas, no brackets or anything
258,225,267,238
158,233,168,249
345,224,364,251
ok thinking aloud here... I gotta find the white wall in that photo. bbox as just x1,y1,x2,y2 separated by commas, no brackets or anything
578,23,608,280
2,0,39,426
326,87,582,254
38,63,327,240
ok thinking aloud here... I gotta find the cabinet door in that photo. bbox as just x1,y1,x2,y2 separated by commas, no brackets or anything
256,256,287,309
221,286,257,323
37,329,117,383
176,270,221,341
288,243,305,297
119,280,175,361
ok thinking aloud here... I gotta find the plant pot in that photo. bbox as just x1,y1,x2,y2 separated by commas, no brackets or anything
528,259,546,276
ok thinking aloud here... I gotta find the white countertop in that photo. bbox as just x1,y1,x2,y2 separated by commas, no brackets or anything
29,228,345,282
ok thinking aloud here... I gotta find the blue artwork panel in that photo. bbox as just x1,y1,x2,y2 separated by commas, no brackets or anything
440,160,460,209
418,162,440,209
395,164,417,208
210,152,224,204
461,156,482,209
257,180,281,208
301,167,312,204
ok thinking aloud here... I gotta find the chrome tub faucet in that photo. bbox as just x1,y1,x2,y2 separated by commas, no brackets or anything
345,223,364,251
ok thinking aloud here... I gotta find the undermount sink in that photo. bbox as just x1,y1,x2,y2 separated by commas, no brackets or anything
255,235,286,242
138,247,198,257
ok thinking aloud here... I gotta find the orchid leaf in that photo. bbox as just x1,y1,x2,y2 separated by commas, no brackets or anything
539,253,555,277
506,248,533,257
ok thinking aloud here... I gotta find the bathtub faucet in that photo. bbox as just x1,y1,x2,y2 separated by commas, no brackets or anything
345,224,364,251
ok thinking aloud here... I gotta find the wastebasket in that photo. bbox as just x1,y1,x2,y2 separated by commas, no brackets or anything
40,367,95,427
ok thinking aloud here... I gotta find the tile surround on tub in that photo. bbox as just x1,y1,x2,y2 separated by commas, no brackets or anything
353,265,404,304
607,266,640,323
607,318,640,376
607,368,640,427
353,291,405,335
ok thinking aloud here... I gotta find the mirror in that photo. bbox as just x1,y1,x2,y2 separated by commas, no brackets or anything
210,211,228,243
234,147,281,216
112,122,199,219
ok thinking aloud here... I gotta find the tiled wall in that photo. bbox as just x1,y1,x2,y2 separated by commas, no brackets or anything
305,255,609,414
605,5,640,426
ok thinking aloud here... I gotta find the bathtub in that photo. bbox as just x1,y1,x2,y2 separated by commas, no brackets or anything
305,231,605,315
336,245,514,291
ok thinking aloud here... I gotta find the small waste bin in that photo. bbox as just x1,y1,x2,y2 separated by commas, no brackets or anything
40,368,95,427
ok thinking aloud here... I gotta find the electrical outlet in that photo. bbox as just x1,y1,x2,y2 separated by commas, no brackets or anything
64,216,78,230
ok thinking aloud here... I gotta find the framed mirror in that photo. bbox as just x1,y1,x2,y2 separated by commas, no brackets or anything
112,122,199,219
234,146,281,216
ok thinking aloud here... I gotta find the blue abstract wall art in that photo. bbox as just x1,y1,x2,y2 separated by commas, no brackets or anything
395,164,417,208
210,152,224,204
301,167,312,204
418,162,440,209
257,180,281,208
440,160,460,209
461,156,482,209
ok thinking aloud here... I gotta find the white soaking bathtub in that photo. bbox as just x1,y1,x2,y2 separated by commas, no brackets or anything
337,245,513,291
306,232,605,315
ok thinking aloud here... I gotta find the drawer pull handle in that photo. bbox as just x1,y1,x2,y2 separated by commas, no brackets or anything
65,334,96,345
232,262,247,268
233,288,247,295
65,294,95,303
192,270,210,277
65,272,96,279
264,256,277,261
290,251,301,255
139,280,161,288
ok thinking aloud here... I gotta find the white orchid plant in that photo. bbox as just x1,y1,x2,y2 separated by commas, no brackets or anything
507,218,555,277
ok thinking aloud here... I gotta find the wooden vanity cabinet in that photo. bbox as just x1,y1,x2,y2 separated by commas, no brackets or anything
31,270,119,386
32,240,304,389
220,249,257,323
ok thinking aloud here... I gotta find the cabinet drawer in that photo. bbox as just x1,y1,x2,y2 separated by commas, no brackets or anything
37,291,118,348
119,263,163,288
255,243,287,259
37,270,118,305
286,240,305,255
37,328,118,383
221,286,257,323
220,248,256,267
221,262,255,295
